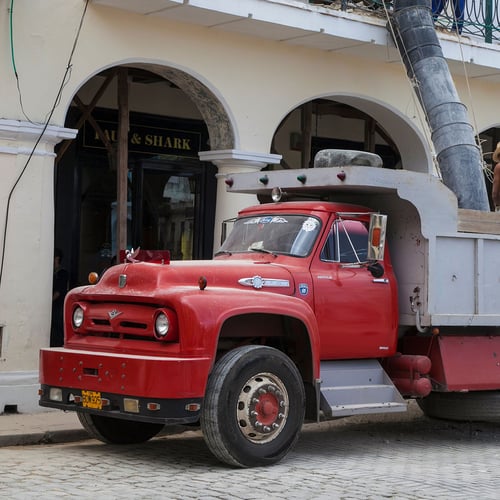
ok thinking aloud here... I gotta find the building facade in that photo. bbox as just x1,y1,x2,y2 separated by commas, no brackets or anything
1,0,500,412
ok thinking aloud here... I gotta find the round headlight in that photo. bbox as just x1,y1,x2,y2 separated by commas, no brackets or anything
155,312,170,337
73,306,84,328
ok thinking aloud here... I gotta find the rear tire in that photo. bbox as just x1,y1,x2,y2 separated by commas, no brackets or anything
201,345,305,468
418,391,500,422
77,412,164,444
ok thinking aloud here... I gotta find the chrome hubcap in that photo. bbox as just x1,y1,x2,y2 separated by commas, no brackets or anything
236,372,289,444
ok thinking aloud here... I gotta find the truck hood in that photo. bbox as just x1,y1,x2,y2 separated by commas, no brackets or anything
88,259,296,297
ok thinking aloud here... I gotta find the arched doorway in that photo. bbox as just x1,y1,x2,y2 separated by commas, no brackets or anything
271,95,431,174
55,65,233,288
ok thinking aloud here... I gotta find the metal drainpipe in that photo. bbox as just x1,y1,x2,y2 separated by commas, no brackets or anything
390,0,490,211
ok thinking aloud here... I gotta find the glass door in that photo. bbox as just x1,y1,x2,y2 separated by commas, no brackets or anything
132,159,216,260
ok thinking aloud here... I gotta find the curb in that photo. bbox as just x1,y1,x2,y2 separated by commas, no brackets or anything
0,429,90,448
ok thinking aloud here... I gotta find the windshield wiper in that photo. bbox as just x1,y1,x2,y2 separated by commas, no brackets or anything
214,250,232,256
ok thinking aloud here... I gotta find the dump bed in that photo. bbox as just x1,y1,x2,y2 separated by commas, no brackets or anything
226,164,500,329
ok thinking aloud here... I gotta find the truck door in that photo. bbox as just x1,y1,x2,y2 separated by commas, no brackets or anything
310,217,397,360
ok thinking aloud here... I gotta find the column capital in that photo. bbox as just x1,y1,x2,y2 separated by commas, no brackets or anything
0,119,77,157
199,149,282,172
0,119,77,143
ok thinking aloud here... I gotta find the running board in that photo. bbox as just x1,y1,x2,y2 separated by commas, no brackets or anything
319,359,407,418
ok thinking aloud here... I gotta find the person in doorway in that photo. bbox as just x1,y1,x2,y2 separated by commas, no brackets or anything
492,142,500,211
50,248,69,347
432,0,465,34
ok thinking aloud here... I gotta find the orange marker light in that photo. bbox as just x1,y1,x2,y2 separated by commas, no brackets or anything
371,227,381,247
88,272,99,284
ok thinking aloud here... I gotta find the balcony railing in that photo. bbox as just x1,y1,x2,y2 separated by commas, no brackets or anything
309,0,500,43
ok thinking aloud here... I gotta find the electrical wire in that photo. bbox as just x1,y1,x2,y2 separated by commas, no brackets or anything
0,0,90,288
9,0,33,123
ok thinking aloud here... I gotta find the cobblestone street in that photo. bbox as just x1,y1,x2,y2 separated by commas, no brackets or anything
1,403,499,499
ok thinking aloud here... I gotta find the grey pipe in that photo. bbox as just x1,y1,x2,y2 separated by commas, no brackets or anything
390,0,489,210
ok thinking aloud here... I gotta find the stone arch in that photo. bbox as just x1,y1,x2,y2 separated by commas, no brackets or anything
130,63,235,151
62,60,237,152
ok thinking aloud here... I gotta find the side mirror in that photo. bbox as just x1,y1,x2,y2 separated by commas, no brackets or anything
367,261,385,278
367,213,387,261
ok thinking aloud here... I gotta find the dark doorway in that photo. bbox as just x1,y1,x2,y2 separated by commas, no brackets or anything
131,158,216,261
54,110,216,288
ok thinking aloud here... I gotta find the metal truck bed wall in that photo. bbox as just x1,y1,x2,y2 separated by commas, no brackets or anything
226,165,500,329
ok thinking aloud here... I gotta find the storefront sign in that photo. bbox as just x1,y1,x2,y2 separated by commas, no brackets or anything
83,119,203,158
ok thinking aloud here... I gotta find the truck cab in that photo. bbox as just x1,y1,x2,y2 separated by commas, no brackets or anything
217,201,398,360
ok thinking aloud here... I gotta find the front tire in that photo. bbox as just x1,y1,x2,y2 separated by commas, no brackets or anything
77,412,164,444
418,391,500,422
201,345,305,467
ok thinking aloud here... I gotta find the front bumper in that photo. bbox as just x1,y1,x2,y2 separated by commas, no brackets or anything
39,385,202,424
39,347,211,424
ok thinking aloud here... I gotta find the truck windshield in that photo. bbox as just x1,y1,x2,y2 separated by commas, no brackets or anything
218,215,322,257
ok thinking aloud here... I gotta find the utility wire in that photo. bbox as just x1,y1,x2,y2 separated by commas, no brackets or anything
0,0,90,288
9,0,33,123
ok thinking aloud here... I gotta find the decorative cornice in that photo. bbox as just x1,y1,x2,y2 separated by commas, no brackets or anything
199,149,282,171
0,119,78,141
0,146,57,158
0,119,77,150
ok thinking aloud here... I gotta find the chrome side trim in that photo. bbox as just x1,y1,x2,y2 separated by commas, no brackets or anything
238,275,290,289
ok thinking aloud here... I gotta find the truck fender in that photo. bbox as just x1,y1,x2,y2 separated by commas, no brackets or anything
176,289,321,381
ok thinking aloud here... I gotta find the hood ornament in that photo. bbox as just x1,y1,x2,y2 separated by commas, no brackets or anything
126,247,141,263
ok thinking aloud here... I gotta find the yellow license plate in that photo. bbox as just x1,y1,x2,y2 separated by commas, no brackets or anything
82,390,102,410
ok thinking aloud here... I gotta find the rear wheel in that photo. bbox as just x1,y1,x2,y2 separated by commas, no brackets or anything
201,345,305,467
77,412,164,444
418,391,500,422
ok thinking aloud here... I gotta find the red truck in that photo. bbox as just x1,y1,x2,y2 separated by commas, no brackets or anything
39,150,500,467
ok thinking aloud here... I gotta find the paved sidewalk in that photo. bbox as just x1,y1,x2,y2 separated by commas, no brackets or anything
0,409,89,447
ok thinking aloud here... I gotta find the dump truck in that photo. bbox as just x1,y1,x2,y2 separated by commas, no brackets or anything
39,149,500,467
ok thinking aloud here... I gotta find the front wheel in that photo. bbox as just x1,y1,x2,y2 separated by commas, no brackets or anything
77,412,164,444
201,345,305,467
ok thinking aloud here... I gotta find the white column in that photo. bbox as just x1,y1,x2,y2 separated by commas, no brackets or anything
199,150,282,252
0,119,77,413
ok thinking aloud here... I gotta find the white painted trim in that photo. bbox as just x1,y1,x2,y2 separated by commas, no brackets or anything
0,119,77,145
0,146,57,157
199,149,282,166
